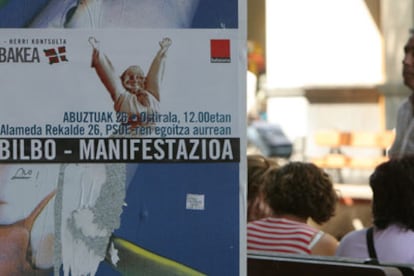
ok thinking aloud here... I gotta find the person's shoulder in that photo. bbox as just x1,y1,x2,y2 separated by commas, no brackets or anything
380,224,414,238
247,217,268,226
335,228,368,257
311,232,338,256
340,228,367,242
318,232,338,250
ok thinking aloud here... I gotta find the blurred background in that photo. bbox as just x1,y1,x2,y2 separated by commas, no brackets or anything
246,0,412,239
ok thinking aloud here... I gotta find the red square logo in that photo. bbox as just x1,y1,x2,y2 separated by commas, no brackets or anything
210,39,231,63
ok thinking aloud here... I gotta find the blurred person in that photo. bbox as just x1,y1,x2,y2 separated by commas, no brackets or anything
336,156,414,263
247,154,279,222
389,29,414,158
247,162,339,256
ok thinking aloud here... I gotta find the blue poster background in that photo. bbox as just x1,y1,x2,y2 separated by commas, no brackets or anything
0,0,238,28
97,163,240,275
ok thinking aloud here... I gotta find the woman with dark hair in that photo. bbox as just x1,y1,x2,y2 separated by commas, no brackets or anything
247,161,339,256
336,156,414,262
247,154,279,222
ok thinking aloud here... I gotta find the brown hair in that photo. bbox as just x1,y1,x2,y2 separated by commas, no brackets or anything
266,162,337,224
247,154,279,222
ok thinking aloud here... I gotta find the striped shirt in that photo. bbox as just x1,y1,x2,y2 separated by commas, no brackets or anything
247,217,324,254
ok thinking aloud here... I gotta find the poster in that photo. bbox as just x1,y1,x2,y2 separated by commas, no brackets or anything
0,1,246,275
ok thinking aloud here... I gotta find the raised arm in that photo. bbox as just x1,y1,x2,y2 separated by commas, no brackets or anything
89,37,122,102
145,37,172,101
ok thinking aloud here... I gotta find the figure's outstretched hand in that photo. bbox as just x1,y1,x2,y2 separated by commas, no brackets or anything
88,36,99,49
159,37,172,49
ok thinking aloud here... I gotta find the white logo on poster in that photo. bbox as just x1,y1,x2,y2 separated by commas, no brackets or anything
186,194,205,210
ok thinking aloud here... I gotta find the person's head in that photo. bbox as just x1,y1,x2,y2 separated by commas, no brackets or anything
247,155,279,221
370,155,414,231
121,65,146,93
265,161,337,224
403,29,414,91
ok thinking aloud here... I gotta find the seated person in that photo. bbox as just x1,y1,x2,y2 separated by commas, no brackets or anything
247,161,339,256
247,154,279,222
336,155,414,263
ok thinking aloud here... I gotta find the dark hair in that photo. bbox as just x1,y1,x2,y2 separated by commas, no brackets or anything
370,155,414,230
247,154,279,221
265,161,337,224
